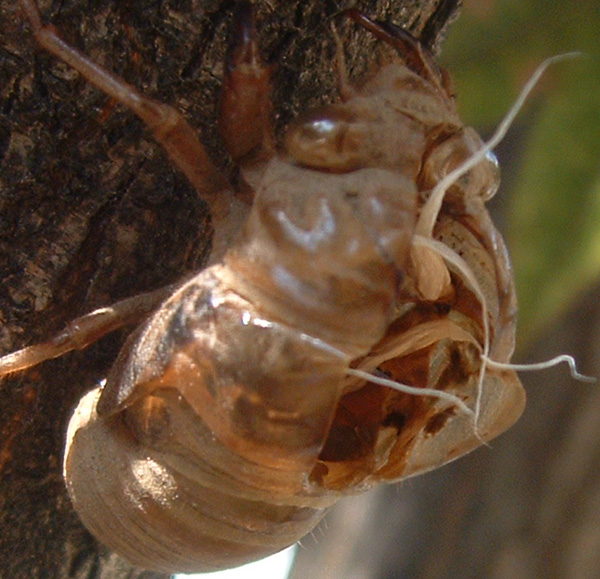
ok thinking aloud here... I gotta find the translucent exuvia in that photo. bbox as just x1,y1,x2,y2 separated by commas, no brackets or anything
1,1,534,573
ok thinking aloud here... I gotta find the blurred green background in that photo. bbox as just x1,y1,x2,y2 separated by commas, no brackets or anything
440,0,600,348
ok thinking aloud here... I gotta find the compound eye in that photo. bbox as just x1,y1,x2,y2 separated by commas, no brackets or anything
475,149,501,201
422,128,501,201
285,107,367,172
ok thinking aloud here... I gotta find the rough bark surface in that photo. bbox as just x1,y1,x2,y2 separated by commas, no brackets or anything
0,1,460,578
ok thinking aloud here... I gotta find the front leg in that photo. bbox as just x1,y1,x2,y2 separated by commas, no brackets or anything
219,0,275,198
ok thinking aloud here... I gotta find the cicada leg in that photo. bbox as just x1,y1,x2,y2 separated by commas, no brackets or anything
18,0,249,263
0,285,176,377
219,1,275,200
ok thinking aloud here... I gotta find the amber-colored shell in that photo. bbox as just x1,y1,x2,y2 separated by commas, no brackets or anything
9,2,525,573
63,29,524,576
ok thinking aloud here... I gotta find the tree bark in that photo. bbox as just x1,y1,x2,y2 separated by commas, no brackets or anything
0,1,460,577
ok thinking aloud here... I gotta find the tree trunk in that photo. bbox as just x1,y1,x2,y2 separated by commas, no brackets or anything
0,1,460,577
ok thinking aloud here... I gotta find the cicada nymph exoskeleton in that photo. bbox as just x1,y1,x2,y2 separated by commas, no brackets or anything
1,1,590,574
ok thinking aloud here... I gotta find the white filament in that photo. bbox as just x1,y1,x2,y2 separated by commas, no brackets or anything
346,368,474,417
356,234,594,428
483,355,596,383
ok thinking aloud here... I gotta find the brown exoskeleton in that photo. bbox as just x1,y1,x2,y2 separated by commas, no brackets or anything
0,0,590,574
